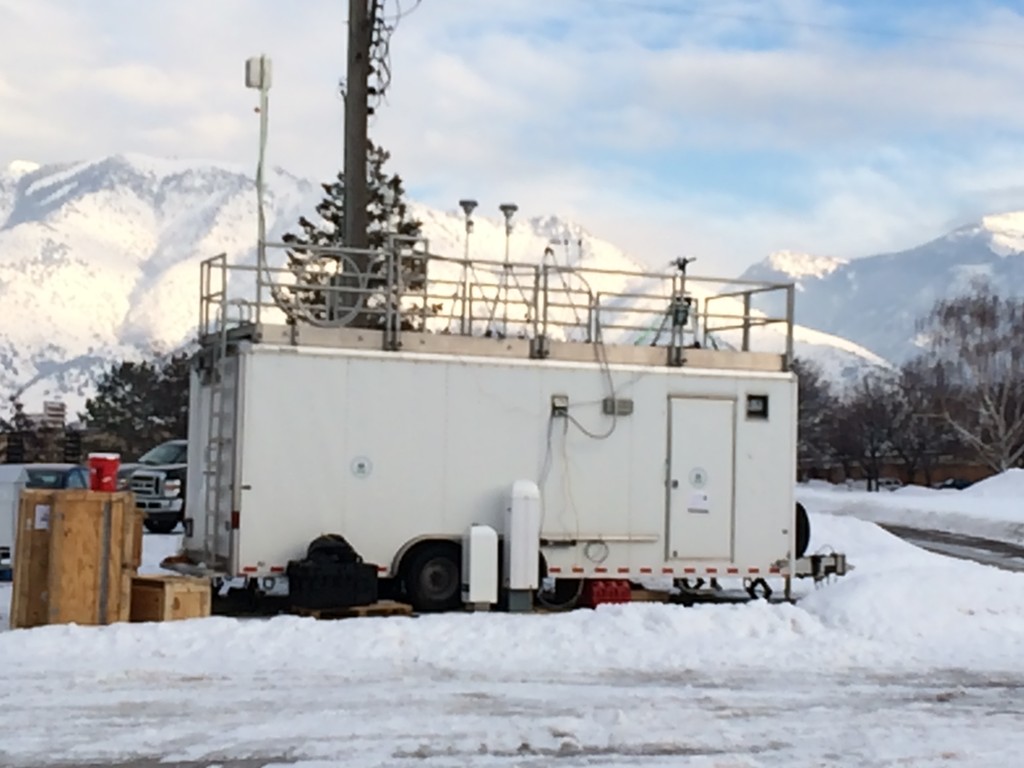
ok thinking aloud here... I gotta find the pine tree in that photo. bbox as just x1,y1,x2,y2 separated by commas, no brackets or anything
281,141,428,328
81,350,191,458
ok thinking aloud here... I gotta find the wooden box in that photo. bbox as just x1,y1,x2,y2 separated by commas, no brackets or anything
130,575,212,622
10,489,144,629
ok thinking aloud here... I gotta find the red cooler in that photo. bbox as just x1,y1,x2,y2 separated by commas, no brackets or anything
88,453,121,492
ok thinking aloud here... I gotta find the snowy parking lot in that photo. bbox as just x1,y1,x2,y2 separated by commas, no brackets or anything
2,486,1023,767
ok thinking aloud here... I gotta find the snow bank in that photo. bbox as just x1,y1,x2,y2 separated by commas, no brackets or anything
2,513,1023,680
963,468,1024,498
798,514,1024,670
2,512,1024,766
798,473,1024,545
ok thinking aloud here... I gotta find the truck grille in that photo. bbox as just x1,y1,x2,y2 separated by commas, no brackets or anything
130,474,161,496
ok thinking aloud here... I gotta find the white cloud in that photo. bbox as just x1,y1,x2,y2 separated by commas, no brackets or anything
4,0,1024,276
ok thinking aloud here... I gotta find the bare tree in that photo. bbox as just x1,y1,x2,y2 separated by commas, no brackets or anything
882,359,955,486
833,374,891,490
917,280,1024,472
792,357,838,478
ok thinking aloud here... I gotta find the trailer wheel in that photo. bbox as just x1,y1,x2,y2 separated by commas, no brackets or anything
795,502,810,559
144,519,178,535
403,542,462,613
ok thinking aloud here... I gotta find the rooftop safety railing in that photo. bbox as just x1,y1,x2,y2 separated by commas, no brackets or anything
199,236,796,366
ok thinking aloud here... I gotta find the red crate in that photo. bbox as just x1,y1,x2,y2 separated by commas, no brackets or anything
580,579,632,608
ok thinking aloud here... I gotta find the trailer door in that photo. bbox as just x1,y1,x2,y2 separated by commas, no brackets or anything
666,396,735,561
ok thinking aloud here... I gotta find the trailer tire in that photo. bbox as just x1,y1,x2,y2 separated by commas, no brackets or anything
402,542,462,613
307,533,361,563
144,519,178,535
795,502,810,559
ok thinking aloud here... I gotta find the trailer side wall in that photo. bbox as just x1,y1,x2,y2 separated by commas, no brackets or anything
187,344,797,578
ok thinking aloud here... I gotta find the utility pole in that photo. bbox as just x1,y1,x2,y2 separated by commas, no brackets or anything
331,0,376,324
343,0,375,254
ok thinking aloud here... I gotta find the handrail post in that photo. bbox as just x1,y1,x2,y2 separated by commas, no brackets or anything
742,292,751,351
199,259,206,340
785,284,795,370
589,292,598,343
459,260,469,336
219,255,227,338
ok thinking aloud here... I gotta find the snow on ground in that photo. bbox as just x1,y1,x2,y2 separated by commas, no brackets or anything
798,470,1024,546
0,511,1022,767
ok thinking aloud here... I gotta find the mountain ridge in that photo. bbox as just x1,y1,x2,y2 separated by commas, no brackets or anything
1,153,889,413
739,210,1024,363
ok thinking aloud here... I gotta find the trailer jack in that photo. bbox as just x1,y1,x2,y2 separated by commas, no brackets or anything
744,577,773,600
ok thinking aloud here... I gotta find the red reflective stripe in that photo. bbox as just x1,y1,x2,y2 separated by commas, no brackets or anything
230,511,240,529
661,567,674,574
572,566,584,574
594,567,608,573
706,567,718,574
617,567,630,574
748,568,760,574
639,567,652,574
270,566,284,573
727,567,739,574
241,567,257,573
549,566,562,574
683,567,697,574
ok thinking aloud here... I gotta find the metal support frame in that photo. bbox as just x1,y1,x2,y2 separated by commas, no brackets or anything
196,241,797,372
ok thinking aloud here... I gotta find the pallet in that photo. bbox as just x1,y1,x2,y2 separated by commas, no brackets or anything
291,599,413,620
628,588,672,603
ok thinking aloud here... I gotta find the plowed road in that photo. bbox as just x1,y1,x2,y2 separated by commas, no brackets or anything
880,523,1024,573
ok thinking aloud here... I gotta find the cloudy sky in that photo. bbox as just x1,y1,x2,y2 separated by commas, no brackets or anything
3,0,1024,274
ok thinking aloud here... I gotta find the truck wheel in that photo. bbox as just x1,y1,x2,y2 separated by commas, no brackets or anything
144,519,178,535
795,502,810,559
403,542,462,613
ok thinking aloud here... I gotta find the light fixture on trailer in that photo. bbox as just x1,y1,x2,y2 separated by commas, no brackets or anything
457,199,479,335
497,203,519,336
459,199,478,233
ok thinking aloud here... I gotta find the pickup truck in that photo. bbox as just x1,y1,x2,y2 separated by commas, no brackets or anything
118,439,187,534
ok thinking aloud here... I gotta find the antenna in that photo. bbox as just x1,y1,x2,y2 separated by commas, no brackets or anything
671,256,697,275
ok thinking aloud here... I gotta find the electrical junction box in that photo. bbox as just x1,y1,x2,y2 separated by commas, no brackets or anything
550,394,569,417
602,397,634,416
503,480,541,594
461,524,498,608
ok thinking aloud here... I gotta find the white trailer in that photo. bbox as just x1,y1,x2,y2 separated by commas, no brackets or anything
167,237,848,612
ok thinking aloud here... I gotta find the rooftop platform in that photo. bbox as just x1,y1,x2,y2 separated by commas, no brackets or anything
198,236,796,372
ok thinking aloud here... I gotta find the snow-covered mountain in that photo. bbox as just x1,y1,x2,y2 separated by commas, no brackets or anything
0,153,886,413
740,214,1024,363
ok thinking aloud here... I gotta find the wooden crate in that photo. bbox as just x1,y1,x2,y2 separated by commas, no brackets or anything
10,489,144,629
10,490,57,629
130,575,212,622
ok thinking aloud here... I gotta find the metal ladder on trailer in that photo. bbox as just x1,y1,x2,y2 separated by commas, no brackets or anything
200,306,237,570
